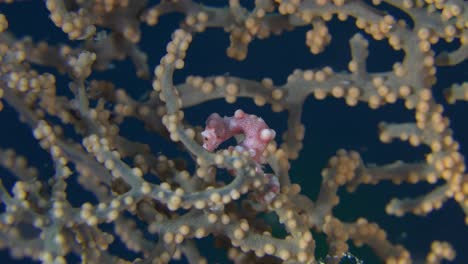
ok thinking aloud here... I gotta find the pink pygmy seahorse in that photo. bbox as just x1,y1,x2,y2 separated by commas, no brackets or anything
201,109,279,203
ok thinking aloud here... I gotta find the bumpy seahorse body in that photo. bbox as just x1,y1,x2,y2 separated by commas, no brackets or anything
201,109,279,203
201,109,276,164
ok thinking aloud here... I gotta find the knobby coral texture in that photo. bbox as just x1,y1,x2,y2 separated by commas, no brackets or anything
0,0,466,263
